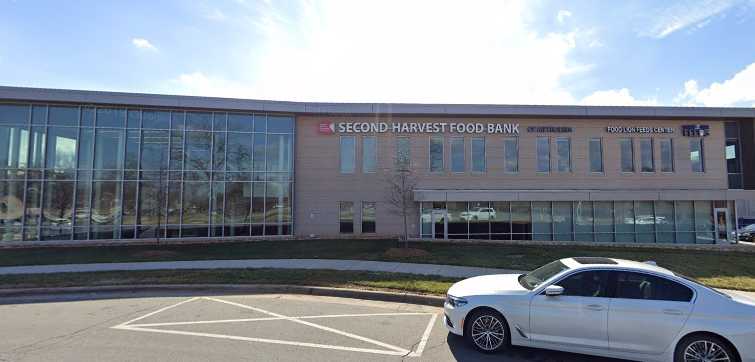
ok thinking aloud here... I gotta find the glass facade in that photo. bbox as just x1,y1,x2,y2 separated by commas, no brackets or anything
420,200,721,244
0,103,293,242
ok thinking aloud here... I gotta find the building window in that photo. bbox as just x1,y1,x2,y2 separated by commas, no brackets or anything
429,136,444,172
556,137,571,172
361,201,376,233
725,122,742,188
450,137,464,172
396,137,410,169
536,137,550,173
639,138,654,172
660,138,674,172
589,138,603,173
339,201,354,233
619,138,634,172
690,139,704,172
503,138,518,173
471,137,486,172
339,136,355,174
362,136,376,173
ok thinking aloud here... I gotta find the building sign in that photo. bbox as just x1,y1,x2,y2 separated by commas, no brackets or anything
682,124,710,137
606,126,674,134
320,121,520,134
527,126,573,133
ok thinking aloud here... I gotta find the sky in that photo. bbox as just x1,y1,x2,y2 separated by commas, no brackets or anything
1,0,755,107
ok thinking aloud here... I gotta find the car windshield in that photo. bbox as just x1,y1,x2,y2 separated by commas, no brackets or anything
518,260,570,290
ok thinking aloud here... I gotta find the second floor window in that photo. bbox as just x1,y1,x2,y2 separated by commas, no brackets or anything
660,138,674,172
396,137,410,169
620,138,634,172
430,136,444,172
339,136,355,174
589,138,604,173
362,136,376,173
450,137,464,172
556,137,571,172
504,138,518,173
640,138,654,172
536,137,550,173
690,139,704,172
471,137,486,172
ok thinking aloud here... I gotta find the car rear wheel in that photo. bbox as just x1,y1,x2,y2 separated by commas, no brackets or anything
464,309,509,353
675,334,739,362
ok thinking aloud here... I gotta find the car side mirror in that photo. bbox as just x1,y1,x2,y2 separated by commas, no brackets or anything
544,285,564,297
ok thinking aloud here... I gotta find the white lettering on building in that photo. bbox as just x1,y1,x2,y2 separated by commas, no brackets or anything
333,121,520,134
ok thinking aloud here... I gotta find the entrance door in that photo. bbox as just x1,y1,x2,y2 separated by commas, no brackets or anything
431,210,447,239
714,208,730,243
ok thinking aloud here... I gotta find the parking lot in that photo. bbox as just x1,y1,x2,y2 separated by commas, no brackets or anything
0,292,629,361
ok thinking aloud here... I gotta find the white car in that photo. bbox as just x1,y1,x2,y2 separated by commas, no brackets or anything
460,207,496,221
444,257,755,362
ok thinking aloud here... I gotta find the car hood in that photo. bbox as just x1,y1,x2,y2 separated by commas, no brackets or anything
447,273,529,297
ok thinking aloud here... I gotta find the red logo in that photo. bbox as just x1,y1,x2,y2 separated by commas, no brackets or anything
318,122,335,134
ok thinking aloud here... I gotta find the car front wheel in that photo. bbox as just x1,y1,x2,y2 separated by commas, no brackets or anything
675,334,739,362
464,309,509,353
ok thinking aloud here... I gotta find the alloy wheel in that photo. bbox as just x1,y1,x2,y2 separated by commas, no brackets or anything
684,340,731,362
470,314,505,351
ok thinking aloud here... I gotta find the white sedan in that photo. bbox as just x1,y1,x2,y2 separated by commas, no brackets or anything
444,257,755,362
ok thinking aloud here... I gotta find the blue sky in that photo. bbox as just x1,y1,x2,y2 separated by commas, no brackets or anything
1,0,754,106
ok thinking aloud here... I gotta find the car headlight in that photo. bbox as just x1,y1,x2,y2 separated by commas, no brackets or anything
445,295,468,308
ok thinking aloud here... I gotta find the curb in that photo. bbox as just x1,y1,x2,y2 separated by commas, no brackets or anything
0,284,446,307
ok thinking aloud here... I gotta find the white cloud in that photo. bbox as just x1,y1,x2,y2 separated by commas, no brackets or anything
580,88,658,106
132,38,157,51
557,10,572,24
675,62,755,106
206,8,226,21
644,0,738,38
172,1,592,104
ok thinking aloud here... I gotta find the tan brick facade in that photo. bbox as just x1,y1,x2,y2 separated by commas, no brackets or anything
295,115,728,238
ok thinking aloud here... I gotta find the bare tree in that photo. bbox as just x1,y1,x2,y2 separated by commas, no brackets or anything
385,166,418,247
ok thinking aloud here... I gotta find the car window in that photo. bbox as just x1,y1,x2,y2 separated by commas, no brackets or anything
556,270,611,297
615,272,693,302
519,260,570,290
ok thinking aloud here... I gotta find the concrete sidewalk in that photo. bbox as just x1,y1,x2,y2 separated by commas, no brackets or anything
0,259,518,279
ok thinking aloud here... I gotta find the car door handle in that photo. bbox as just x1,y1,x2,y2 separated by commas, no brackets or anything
663,309,683,315
585,304,604,311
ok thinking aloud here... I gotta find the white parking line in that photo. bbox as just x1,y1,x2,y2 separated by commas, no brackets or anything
127,312,434,328
203,297,411,354
111,296,437,357
116,325,410,356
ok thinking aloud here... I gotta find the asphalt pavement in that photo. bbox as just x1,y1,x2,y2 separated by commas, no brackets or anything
0,292,631,362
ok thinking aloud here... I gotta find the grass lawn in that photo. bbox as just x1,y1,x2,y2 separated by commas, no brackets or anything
0,268,457,296
1,239,753,291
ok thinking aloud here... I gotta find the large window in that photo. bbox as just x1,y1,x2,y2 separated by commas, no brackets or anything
0,103,294,241
503,138,518,173
660,138,674,172
450,137,464,172
411,200,722,244
589,138,603,173
471,137,485,172
430,136,444,172
556,137,571,172
339,201,354,233
361,202,376,233
619,138,634,172
536,137,550,173
690,139,704,172
339,136,355,174
396,137,410,169
362,136,376,173
639,138,654,172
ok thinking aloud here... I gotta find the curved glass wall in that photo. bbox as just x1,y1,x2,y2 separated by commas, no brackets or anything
0,103,294,242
